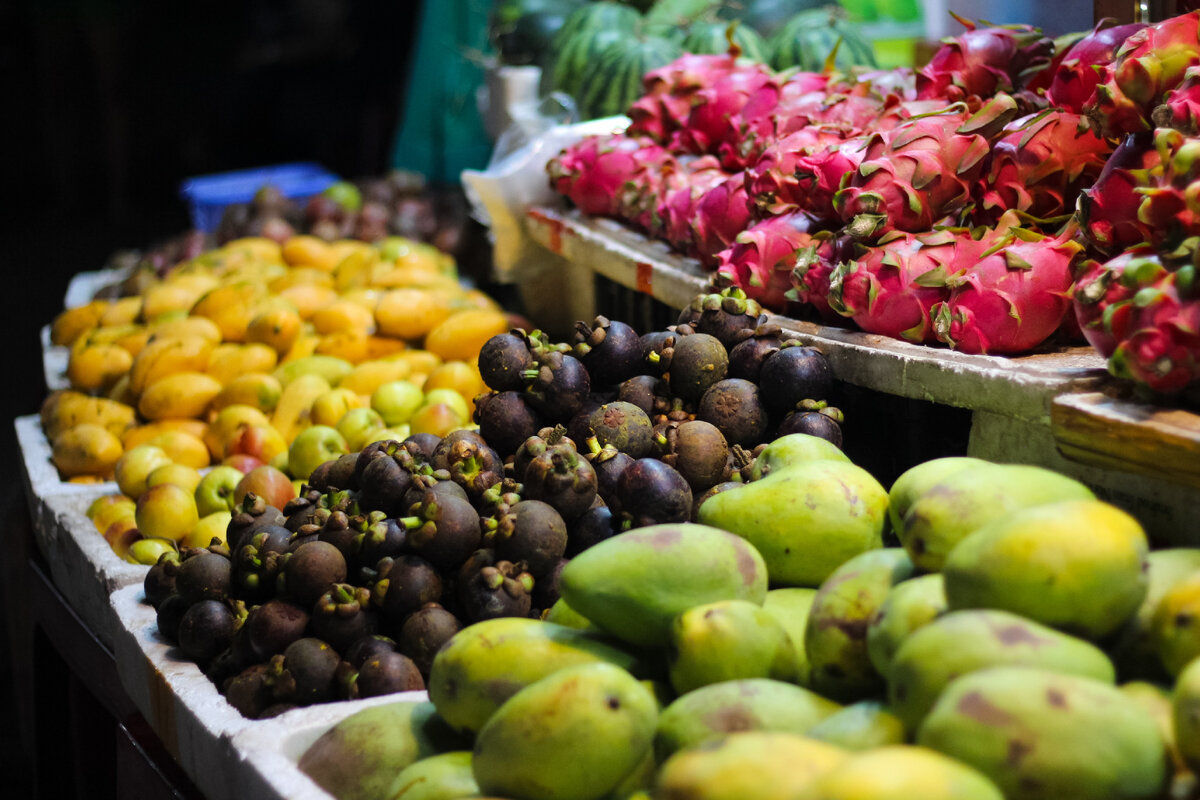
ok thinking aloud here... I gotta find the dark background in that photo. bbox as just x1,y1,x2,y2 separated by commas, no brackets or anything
0,0,423,792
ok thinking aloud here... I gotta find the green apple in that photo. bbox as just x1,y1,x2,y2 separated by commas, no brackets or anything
336,407,386,452
194,465,245,517
136,483,199,542
287,425,349,481
115,444,174,498
371,380,425,426
182,511,232,549
129,538,178,566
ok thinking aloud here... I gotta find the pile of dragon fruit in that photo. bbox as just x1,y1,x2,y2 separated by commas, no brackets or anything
546,12,1200,394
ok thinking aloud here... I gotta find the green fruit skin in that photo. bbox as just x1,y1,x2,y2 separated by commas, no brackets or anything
1120,681,1184,775
747,433,850,481
802,745,1005,800
1110,549,1200,681
390,751,479,800
472,663,658,800
667,599,799,695
866,573,947,679
762,587,819,687
427,617,648,733
886,457,989,535
700,460,888,587
918,666,1169,800
899,464,1095,572
297,701,465,800
942,500,1149,641
654,678,841,761
805,548,915,702
888,609,1116,730
655,732,849,800
544,597,595,630
1173,657,1200,774
558,523,768,648
806,701,907,751
1152,574,1200,677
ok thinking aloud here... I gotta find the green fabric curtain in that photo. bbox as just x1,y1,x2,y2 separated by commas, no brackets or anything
390,0,494,183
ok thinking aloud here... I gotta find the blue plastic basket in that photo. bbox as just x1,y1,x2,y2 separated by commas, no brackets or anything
179,162,339,232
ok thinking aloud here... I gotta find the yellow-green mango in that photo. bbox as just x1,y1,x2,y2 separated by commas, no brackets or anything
918,666,1168,800
805,548,915,702
667,599,799,695
899,463,1094,572
654,678,841,761
888,609,1116,730
762,588,819,687
797,745,1004,800
1153,574,1200,677
298,701,466,800
427,617,650,733
699,459,888,587
273,354,354,387
472,663,657,800
943,500,1149,640
1111,549,1200,681
1121,681,1185,775
655,732,849,800
544,597,595,631
866,573,947,679
887,457,990,535
806,700,906,751
747,433,850,481
558,523,768,648
1173,656,1200,774
391,751,479,800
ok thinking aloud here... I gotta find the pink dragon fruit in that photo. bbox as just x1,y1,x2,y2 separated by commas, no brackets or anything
930,223,1085,355
1046,20,1147,113
715,70,834,171
712,213,829,310
671,64,777,158
1133,127,1200,249
1077,130,1166,254
627,53,743,143
615,150,684,235
743,127,853,217
547,134,670,217
916,14,1054,103
656,156,728,252
790,234,853,322
791,137,868,220
833,96,1018,240
976,110,1112,223
1154,64,1200,133
1086,11,1200,140
827,229,982,343
689,171,754,268
1072,245,1159,356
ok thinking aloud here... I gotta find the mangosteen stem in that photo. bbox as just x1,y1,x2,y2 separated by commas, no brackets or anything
586,436,602,456
399,516,423,530
333,585,355,605
647,351,661,364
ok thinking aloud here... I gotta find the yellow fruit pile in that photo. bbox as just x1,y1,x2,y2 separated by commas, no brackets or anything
44,235,509,486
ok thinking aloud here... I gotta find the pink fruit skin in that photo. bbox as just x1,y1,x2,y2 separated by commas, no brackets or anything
1109,282,1200,392
547,135,670,217
1155,65,1200,132
657,156,728,252
671,66,776,158
931,227,1084,355
790,235,851,322
744,128,856,217
1072,247,1154,357
712,213,828,310
1047,20,1147,113
1077,130,1161,254
916,17,1054,102
628,54,742,143
689,172,754,268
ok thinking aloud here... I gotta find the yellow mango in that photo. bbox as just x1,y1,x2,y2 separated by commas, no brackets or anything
222,236,284,264
332,247,378,292
211,373,283,413
122,419,210,451
67,343,133,392
142,282,206,320
52,424,123,479
41,391,137,442
278,284,339,320
191,281,265,342
138,372,223,420
424,308,509,362
129,336,215,396
273,355,354,388
272,373,332,443
312,299,375,336
105,374,136,406
147,430,212,469
279,332,321,364
393,349,442,375
204,405,272,460
375,288,453,341
310,387,365,427
314,330,370,364
281,235,340,271
150,315,222,344
112,328,152,359
268,267,335,293
339,359,412,397
51,300,109,347
363,335,407,361
206,343,279,385
98,296,143,327
246,306,303,356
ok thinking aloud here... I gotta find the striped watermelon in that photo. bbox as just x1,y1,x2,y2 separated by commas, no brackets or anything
547,4,644,99
681,21,769,62
554,1,643,50
578,36,686,119
717,0,828,37
767,7,877,72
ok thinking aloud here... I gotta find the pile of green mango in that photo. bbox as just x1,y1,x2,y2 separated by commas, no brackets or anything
295,439,1200,800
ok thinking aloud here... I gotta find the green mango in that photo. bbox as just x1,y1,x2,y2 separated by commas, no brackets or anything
427,617,651,733
800,745,1005,800
762,587,819,687
667,599,799,694
866,573,947,679
298,701,466,800
391,752,479,800
899,463,1094,572
655,732,849,800
699,460,888,587
943,500,1149,640
1120,681,1185,775
1173,656,1200,774
654,678,841,760
544,597,595,630
805,548,915,702
272,354,355,387
472,663,658,800
806,700,906,751
1153,573,1200,677
886,456,989,535
1110,549,1200,681
558,523,768,648
918,666,1168,800
888,609,1116,730
747,433,850,481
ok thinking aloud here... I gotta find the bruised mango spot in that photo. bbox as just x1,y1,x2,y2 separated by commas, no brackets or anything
957,690,1015,726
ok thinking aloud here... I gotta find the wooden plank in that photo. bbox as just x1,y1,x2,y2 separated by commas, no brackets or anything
1095,0,1137,24
525,205,1108,422
1052,392,1200,489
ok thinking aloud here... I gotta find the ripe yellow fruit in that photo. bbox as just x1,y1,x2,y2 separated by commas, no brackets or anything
206,343,279,385
246,306,303,356
67,343,133,392
51,300,109,347
312,299,375,336
278,284,339,320
147,430,212,469
424,308,509,362
138,372,223,420
98,296,143,327
129,336,215,396
310,388,365,428
191,281,265,342
315,329,370,364
40,391,136,442
150,315,222,344
211,373,283,414
135,483,199,542
375,288,452,341
282,235,340,271
51,424,124,479
339,359,411,397
122,419,209,451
